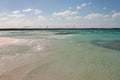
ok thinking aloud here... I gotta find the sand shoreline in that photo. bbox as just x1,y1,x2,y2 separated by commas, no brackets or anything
0,37,52,80
0,37,32,80
0,37,19,45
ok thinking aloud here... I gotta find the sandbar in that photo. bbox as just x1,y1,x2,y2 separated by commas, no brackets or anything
0,37,18,45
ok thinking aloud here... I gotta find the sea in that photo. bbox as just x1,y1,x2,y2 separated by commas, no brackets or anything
0,30,120,80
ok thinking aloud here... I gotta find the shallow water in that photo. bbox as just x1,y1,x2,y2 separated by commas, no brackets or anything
0,30,120,80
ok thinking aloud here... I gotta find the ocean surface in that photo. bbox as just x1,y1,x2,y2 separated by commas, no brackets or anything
0,30,120,80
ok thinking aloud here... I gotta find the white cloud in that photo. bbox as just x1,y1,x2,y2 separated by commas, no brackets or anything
0,9,44,28
38,15,46,21
112,12,120,19
73,16,82,19
53,10,77,17
53,10,81,21
77,6,80,10
35,9,42,14
0,18,37,28
0,14,44,28
84,13,103,20
0,12,7,16
0,7,120,28
66,16,82,20
0,17,9,21
72,11,77,15
8,14,25,18
12,10,20,14
104,15,110,18
111,10,116,13
77,2,91,10
8,10,26,18
81,3,87,7
103,7,106,10
23,8,33,12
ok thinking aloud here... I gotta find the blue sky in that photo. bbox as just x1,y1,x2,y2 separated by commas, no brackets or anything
0,0,120,28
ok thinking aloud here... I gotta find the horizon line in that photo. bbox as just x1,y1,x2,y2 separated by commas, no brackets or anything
0,28,120,30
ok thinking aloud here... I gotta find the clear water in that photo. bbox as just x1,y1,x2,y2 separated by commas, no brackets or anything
0,30,120,80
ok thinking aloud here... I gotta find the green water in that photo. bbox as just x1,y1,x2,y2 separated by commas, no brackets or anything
0,30,120,80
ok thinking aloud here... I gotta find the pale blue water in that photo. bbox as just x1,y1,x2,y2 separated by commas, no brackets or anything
0,30,120,80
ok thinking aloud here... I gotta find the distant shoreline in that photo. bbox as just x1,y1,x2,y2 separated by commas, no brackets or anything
0,28,120,31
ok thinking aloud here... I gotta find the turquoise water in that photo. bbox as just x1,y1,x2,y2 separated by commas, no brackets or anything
0,30,120,80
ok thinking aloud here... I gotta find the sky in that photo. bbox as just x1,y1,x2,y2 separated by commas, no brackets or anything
0,0,120,28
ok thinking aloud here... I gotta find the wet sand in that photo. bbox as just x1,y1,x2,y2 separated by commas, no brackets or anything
0,37,28,80
0,37,18,45
0,37,53,80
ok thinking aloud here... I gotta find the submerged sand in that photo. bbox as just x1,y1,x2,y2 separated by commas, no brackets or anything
0,49,52,80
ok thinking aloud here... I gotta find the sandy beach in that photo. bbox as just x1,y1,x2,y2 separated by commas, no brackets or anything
0,37,31,80
0,37,51,80
0,37,18,45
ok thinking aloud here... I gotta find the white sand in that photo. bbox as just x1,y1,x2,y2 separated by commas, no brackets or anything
0,38,51,80
0,37,18,45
